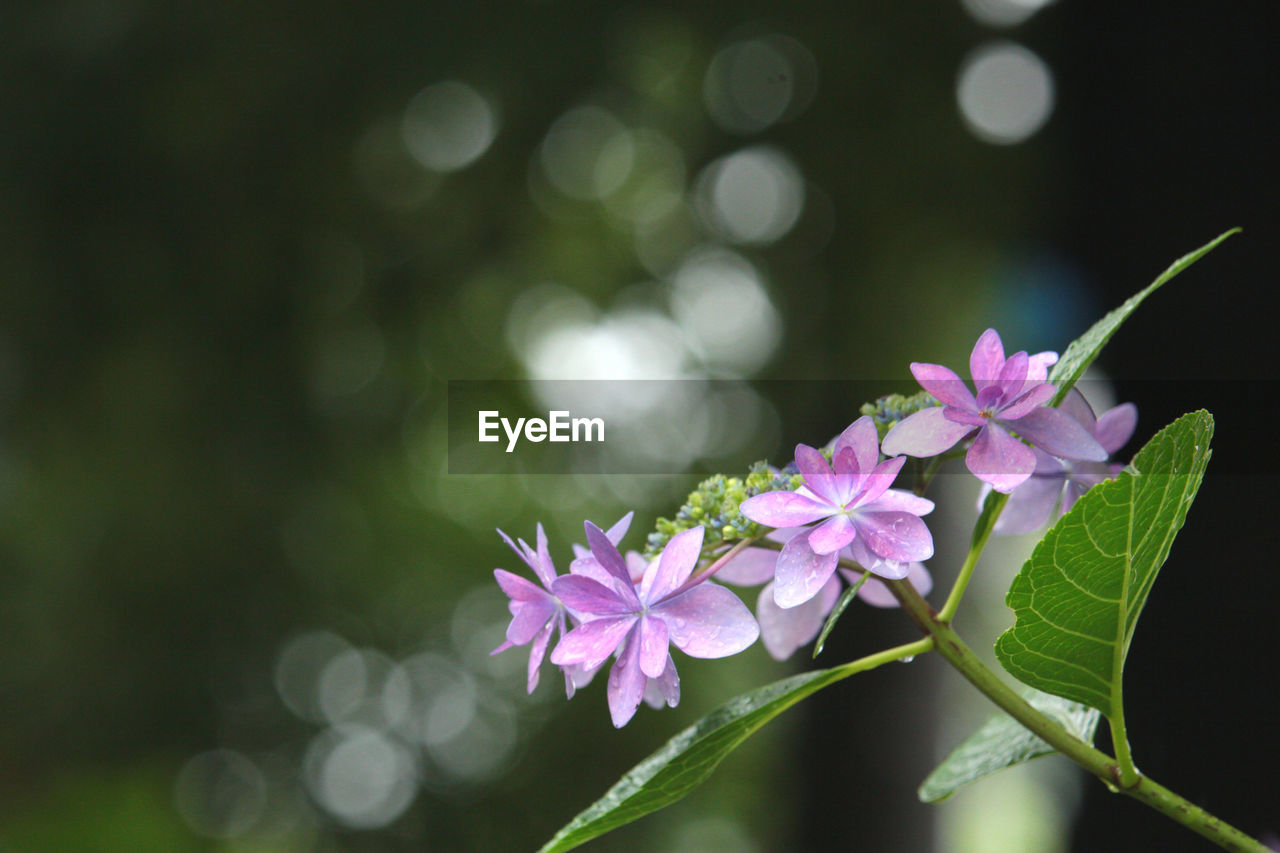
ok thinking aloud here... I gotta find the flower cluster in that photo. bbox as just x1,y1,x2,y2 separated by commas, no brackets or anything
494,328,1137,720
494,517,759,727
882,329,1107,492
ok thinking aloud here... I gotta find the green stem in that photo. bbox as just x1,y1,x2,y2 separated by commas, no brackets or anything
937,491,1008,623
830,636,934,679
887,579,1268,852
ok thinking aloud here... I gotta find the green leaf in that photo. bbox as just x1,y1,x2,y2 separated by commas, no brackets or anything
994,411,1213,718
918,690,1102,802
536,668,845,853
813,573,868,658
1048,229,1239,405
537,639,928,853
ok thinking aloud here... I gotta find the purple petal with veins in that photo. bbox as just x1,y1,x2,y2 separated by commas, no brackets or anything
714,546,780,586
1006,407,1108,461
643,526,703,603
551,616,636,670
794,444,840,505
967,422,1037,492
852,511,934,563
740,490,836,528
659,584,759,658
881,407,976,457
999,382,1056,421
970,328,1006,389
997,350,1029,400
847,536,911,580
910,363,976,409
757,577,841,660
553,575,635,616
861,488,934,516
1095,402,1138,455
854,455,907,508
636,615,669,678
607,636,647,728
1027,351,1058,382
773,534,840,608
807,514,857,555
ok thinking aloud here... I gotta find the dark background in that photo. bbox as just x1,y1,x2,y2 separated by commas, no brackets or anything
1,1,1275,850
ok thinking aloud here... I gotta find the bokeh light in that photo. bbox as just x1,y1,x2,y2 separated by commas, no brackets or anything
956,42,1056,145
401,80,499,173
703,34,819,134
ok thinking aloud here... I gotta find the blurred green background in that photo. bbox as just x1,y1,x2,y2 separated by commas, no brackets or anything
1,1,1275,851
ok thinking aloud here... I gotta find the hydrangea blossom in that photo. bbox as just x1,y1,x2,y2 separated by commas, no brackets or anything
987,389,1137,534
717,531,933,660
738,416,934,608
881,328,1108,492
550,524,759,727
491,514,632,696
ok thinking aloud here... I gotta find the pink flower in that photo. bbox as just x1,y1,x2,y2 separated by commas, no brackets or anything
988,389,1138,533
881,328,1107,493
550,524,758,727
738,416,935,609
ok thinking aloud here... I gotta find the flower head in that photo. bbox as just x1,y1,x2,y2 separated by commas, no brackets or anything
550,523,758,727
881,328,1108,492
491,513,632,697
738,416,934,608
989,389,1138,534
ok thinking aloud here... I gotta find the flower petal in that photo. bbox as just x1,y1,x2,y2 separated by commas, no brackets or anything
970,328,1006,390
881,407,975,457
713,546,780,586
795,443,840,505
851,511,934,564
966,422,1037,492
831,416,880,476
603,511,634,545
551,616,635,670
641,655,680,709
846,537,911,580
494,568,552,603
1057,388,1097,432
584,521,641,606
773,534,840,607
854,455,907,508
740,490,835,528
1094,402,1138,455
855,561,933,608
756,576,841,661
1026,351,1058,382
996,350,1029,401
1006,407,1108,461
505,597,558,646
910,363,976,410
552,575,633,616
526,621,561,693
991,476,1064,534
644,526,704,603
807,514,857,555
659,584,759,658
999,382,1056,421
636,615,670,679
861,488,934,517
607,633,647,727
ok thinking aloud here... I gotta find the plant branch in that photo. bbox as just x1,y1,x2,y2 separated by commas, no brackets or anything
887,578,1268,852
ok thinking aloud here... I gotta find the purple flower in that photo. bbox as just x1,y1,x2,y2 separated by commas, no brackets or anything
550,524,758,727
717,530,933,660
988,389,1138,534
491,513,632,696
738,416,935,609
881,328,1108,493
